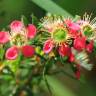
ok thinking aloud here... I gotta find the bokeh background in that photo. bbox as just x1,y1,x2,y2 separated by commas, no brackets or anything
0,0,96,96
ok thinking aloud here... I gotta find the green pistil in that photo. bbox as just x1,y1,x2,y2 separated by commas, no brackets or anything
83,25,93,37
53,29,67,42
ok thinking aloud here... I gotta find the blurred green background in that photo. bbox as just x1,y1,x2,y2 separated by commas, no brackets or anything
0,0,96,96
0,0,96,28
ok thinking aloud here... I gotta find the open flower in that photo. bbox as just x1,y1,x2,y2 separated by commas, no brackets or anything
21,45,35,57
5,46,18,60
0,31,9,44
9,20,37,47
80,13,96,40
42,15,72,57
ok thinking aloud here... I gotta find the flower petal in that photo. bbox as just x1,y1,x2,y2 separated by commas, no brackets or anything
43,40,54,54
65,19,80,31
21,45,35,57
0,31,9,44
5,46,18,60
27,24,36,39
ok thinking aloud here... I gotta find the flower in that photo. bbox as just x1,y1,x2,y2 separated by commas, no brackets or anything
69,53,75,62
65,19,81,38
74,37,86,51
21,45,35,57
43,39,54,54
27,24,36,39
65,19,80,31
86,40,94,53
80,13,96,40
75,70,81,79
5,46,18,60
9,20,37,47
10,20,24,32
0,31,9,44
42,15,71,56
75,64,81,79
58,44,71,57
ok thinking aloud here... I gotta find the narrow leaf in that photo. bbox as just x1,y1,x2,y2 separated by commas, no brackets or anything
31,0,73,18
46,75,75,96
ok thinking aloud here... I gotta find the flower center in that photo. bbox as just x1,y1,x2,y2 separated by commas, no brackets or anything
11,33,27,47
52,28,68,43
83,25,93,37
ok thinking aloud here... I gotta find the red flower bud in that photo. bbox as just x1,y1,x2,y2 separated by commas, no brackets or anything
27,24,36,39
21,45,35,57
75,64,81,79
74,37,86,51
58,44,71,57
5,46,18,60
75,70,81,79
86,40,94,53
69,53,75,62
0,31,9,44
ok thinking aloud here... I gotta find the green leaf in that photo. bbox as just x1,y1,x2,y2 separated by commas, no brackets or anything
45,75,75,96
31,0,73,18
73,15,81,22
3,55,21,73
21,15,29,26
0,47,5,60
31,14,38,25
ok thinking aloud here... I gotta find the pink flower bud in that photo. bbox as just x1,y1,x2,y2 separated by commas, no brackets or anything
21,45,35,57
5,46,18,60
43,39,54,54
27,24,36,39
10,20,24,32
0,31,9,44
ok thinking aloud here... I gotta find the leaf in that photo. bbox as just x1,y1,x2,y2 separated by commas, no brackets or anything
31,14,38,25
31,0,73,18
0,46,5,60
3,55,21,73
21,15,29,26
73,15,81,22
45,75,75,96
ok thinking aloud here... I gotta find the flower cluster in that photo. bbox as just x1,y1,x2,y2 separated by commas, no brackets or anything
0,13,96,80
0,20,36,60
42,14,95,58
40,13,96,78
